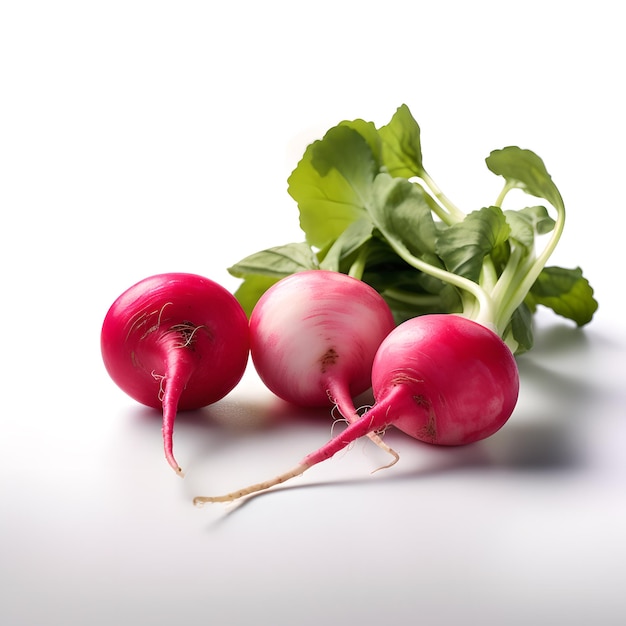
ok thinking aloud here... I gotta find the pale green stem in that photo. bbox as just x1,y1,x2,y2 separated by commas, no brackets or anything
490,243,525,319
495,180,515,207
495,206,565,330
383,288,444,308
480,256,498,293
348,245,368,280
386,239,496,331
420,169,466,222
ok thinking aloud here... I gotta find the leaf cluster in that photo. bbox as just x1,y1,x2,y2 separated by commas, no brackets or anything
228,105,598,353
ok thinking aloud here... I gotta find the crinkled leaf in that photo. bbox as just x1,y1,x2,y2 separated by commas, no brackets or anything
504,205,555,249
378,104,424,178
228,242,319,278
436,206,511,282
319,217,373,271
339,119,382,165
367,173,437,257
527,266,598,326
287,124,378,248
487,147,564,211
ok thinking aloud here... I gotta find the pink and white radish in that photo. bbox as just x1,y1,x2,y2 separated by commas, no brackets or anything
194,312,518,503
101,272,250,476
248,269,398,461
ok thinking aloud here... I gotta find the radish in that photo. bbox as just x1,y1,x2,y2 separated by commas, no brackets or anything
194,313,518,503
193,106,597,504
248,270,398,463
101,272,250,476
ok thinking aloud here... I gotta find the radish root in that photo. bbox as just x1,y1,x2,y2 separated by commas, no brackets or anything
367,431,400,472
193,421,399,504
193,463,311,504
330,402,400,468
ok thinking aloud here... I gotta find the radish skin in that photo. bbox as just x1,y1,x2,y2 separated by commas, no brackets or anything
194,314,518,503
248,270,398,463
101,273,250,475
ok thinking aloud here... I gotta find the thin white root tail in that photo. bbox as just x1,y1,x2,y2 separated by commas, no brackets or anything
193,463,311,504
366,431,400,472
333,403,399,471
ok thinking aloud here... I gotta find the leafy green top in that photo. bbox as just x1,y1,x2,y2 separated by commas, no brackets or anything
229,104,598,353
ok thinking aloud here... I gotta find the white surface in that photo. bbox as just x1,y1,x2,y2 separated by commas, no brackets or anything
1,2,625,625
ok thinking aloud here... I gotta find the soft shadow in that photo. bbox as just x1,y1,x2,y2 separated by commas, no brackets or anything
194,320,607,525
130,395,302,433
196,472,423,530
483,332,602,470
205,395,337,432
528,320,592,357
126,395,333,468
197,442,490,529
185,399,338,475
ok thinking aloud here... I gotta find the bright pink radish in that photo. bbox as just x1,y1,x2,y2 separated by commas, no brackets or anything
368,314,519,444
194,313,518,503
248,270,397,460
101,273,250,476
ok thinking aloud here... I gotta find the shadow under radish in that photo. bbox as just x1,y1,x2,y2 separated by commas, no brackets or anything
194,321,605,519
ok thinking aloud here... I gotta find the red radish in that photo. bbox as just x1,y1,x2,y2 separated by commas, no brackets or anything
194,313,518,503
101,272,250,476
248,270,398,462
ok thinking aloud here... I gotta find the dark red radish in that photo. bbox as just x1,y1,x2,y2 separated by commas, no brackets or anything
194,314,518,502
248,270,398,463
101,272,250,476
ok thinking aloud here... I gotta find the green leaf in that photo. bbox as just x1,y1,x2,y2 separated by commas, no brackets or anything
233,275,281,318
319,217,373,272
436,206,511,282
527,266,598,326
360,237,454,299
508,302,534,354
368,173,437,257
339,118,382,165
228,242,319,278
504,205,555,249
229,105,598,351
378,104,424,178
486,146,564,211
287,124,379,249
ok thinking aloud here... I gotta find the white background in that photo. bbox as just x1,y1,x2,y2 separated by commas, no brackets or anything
1,2,625,625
